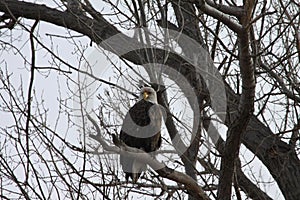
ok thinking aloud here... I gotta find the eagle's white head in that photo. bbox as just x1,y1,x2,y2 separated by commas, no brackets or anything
139,87,158,104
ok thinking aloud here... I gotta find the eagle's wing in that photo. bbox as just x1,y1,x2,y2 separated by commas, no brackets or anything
147,103,162,151
120,100,162,152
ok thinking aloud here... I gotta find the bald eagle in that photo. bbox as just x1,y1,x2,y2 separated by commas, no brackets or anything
120,87,162,183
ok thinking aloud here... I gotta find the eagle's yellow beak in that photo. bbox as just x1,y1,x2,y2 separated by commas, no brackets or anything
143,92,149,100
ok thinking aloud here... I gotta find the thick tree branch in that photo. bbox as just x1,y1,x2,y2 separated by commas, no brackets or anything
205,0,244,17
217,0,256,199
171,0,207,50
0,0,119,44
191,0,243,34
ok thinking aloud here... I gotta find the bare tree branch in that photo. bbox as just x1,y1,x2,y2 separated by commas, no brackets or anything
192,0,243,34
216,0,256,198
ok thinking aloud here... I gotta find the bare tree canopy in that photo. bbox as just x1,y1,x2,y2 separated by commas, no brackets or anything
0,0,299,199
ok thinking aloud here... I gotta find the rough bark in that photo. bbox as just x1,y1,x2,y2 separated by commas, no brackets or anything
216,0,256,198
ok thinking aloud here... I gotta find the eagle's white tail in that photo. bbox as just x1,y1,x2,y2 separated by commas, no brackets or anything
131,159,147,183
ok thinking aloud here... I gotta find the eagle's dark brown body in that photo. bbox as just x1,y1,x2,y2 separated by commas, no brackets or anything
120,99,162,182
